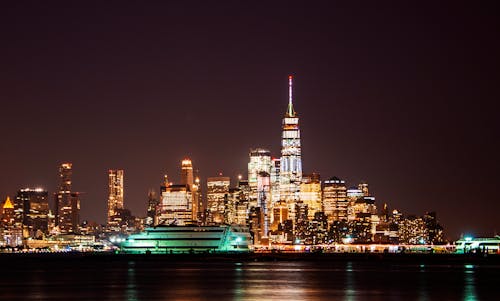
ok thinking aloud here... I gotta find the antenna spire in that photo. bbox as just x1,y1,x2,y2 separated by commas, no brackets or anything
287,75,295,117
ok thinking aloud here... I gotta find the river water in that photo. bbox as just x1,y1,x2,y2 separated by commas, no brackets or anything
0,258,498,300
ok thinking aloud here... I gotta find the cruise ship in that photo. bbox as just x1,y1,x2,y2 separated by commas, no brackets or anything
455,236,500,254
119,225,252,254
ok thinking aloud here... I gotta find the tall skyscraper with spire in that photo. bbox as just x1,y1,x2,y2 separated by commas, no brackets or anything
279,75,302,221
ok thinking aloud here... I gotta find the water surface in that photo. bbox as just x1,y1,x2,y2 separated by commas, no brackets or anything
0,258,497,300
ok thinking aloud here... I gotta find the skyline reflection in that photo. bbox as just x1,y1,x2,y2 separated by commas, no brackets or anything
0,259,497,300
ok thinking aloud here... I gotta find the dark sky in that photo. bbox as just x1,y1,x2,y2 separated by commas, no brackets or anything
1,1,498,239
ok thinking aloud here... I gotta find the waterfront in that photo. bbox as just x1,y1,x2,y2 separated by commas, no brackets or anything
0,255,499,300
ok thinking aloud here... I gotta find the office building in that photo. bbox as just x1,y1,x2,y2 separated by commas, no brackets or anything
248,148,272,208
323,177,348,223
206,176,230,224
14,188,49,237
180,159,201,222
1,196,15,228
107,169,124,228
257,171,271,242
159,184,193,226
270,158,281,207
300,173,322,219
181,159,194,187
180,159,201,223
54,163,80,233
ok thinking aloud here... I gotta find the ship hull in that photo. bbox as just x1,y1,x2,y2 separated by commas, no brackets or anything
119,225,251,254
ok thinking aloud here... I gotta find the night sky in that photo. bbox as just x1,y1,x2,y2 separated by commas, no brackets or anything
1,2,498,239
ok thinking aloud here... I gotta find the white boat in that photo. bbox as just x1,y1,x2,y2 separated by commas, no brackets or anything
455,236,500,254
119,225,252,254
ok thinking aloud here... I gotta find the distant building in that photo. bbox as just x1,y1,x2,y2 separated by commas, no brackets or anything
1,196,22,246
1,196,15,229
159,184,193,226
269,200,292,243
107,169,124,228
399,216,428,244
180,159,194,187
294,202,309,243
323,177,348,223
270,158,281,207
300,173,322,219
346,186,363,220
180,159,201,223
358,182,369,196
156,159,202,226
146,189,159,225
257,171,271,243
235,180,251,225
423,211,445,244
54,163,80,234
14,188,49,237
206,176,230,224
348,183,377,221
248,148,272,208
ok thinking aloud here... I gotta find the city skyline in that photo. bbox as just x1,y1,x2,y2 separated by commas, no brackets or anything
1,2,498,239
0,76,480,241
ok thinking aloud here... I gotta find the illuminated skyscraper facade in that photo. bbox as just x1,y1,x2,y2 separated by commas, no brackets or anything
300,173,322,219
248,148,272,208
323,177,348,223
156,159,201,226
257,171,271,243
107,169,124,227
347,184,377,221
279,75,302,220
181,159,194,186
54,163,80,234
206,176,230,224
1,196,22,246
159,184,193,226
270,158,281,206
1,197,15,227
179,159,200,223
14,188,49,237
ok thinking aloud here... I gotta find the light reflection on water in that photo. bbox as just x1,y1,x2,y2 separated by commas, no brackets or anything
126,261,138,301
0,259,498,300
463,264,477,301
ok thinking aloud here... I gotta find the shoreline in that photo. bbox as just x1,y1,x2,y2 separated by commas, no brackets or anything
1,252,499,265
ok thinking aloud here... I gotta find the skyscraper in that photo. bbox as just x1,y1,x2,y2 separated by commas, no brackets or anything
180,159,201,223
224,181,250,226
257,171,271,243
248,148,272,207
270,158,281,206
1,196,22,246
54,163,80,233
323,177,348,223
157,159,201,226
14,188,49,237
206,176,230,224
181,158,202,221
107,169,124,227
279,75,302,221
180,159,194,186
300,173,322,219
159,184,193,226
1,196,15,228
